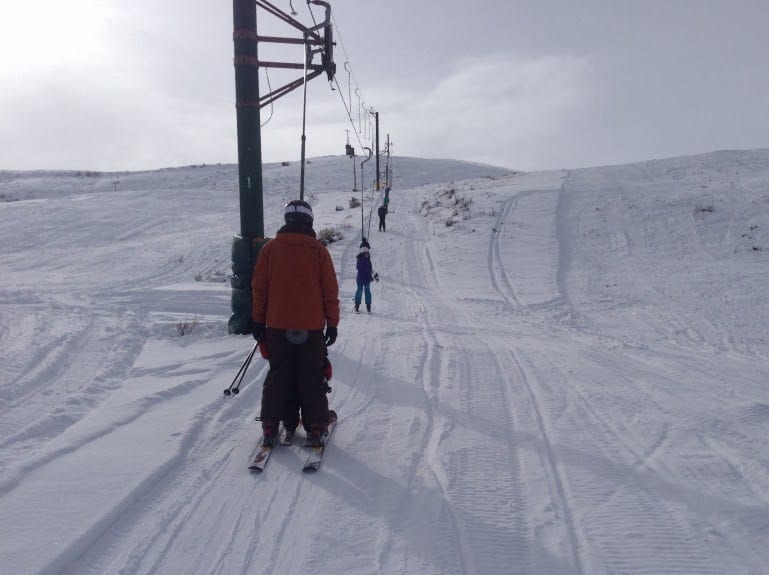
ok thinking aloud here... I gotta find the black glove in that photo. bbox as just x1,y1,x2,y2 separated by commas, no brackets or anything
324,326,337,347
373,272,379,283
252,322,265,341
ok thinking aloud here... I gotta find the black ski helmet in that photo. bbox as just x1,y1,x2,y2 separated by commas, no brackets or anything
284,199,313,226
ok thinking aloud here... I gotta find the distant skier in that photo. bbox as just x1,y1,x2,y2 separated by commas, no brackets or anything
378,204,388,232
251,199,339,447
354,246,378,313
360,236,371,249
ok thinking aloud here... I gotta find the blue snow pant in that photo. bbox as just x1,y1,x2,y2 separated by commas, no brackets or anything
354,280,372,306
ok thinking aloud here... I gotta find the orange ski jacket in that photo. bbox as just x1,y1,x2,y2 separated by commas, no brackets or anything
251,228,340,331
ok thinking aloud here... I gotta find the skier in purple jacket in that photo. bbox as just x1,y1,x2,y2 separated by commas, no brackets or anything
354,246,377,313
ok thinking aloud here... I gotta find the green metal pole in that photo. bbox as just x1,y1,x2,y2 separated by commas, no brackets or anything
230,0,266,335
233,0,264,239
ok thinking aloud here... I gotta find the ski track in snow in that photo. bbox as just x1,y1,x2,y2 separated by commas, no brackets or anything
489,195,526,313
397,195,576,574
3,155,769,574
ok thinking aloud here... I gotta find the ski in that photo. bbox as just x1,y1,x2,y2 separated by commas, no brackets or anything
248,424,285,472
302,415,337,473
249,417,336,473
248,441,275,473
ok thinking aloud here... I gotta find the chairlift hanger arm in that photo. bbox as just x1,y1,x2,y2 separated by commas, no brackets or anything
306,0,334,81
233,0,335,110
360,146,373,168
256,0,335,80
256,0,322,42
259,61,325,71
257,35,325,46
260,69,324,108
306,0,331,35
234,69,324,110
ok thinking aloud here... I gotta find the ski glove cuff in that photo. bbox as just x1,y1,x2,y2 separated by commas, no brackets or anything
324,326,338,347
252,322,266,341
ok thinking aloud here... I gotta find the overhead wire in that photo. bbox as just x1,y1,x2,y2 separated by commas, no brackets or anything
303,1,381,236
329,8,370,150
292,1,372,156
258,2,372,149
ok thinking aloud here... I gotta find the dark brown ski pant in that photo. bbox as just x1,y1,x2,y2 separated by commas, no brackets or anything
260,328,329,434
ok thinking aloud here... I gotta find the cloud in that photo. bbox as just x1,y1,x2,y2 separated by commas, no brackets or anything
381,53,593,169
0,0,237,170
0,48,593,172
253,53,595,171
0,68,235,171
0,1,118,76
3,2,769,172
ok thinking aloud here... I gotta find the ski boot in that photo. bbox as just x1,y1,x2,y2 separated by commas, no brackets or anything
261,421,279,447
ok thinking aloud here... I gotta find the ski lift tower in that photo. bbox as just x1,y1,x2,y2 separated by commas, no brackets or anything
229,0,336,335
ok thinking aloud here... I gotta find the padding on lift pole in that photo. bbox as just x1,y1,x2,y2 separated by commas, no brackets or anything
228,235,269,335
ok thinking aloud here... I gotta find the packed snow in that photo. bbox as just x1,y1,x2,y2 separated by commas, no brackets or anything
2,150,769,574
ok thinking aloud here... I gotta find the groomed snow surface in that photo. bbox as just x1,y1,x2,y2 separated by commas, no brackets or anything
2,151,769,574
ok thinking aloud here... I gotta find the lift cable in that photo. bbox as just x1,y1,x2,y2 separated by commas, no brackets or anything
260,68,274,127
301,0,382,230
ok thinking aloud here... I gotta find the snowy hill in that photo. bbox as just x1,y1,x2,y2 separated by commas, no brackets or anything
2,151,769,574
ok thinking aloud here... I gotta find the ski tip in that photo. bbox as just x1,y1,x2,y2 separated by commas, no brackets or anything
249,466,264,473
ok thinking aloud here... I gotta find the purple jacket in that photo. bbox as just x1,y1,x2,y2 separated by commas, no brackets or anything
356,252,373,283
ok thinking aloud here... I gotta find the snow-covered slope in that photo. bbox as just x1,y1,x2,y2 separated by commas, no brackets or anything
1,151,769,574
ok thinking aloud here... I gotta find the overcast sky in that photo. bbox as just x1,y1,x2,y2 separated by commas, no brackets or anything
2,0,769,172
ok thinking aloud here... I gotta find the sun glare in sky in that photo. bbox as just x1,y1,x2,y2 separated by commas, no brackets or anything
0,1,116,73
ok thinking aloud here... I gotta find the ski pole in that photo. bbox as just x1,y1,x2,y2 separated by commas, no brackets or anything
223,342,258,396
